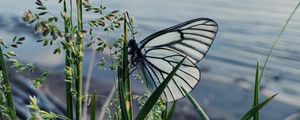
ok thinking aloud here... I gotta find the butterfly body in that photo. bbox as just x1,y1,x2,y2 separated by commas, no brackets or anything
129,18,218,102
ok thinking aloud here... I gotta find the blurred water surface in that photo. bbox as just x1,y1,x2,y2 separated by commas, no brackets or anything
1,0,300,115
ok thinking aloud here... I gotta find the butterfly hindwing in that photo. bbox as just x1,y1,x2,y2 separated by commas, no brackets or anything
137,48,200,102
136,18,218,102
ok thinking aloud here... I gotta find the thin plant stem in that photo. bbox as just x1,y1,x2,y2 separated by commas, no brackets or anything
76,0,84,119
83,36,97,120
63,0,74,119
70,0,73,28
0,46,17,120
98,83,116,120
98,30,118,120
259,2,300,83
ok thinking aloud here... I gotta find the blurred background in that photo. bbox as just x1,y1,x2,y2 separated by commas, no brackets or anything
0,0,300,119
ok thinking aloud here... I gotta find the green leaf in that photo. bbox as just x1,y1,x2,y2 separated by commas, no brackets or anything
43,39,49,46
16,42,23,45
0,38,6,47
48,17,58,22
42,29,50,36
35,0,42,6
37,6,47,10
253,60,260,120
181,87,209,120
36,39,43,42
10,44,18,48
38,12,47,16
53,47,61,54
50,39,54,45
12,36,17,42
240,94,277,120
85,41,94,48
111,10,119,14
17,37,25,41
135,56,186,120
7,51,16,56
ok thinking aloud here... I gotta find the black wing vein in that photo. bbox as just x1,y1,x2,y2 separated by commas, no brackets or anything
135,18,217,102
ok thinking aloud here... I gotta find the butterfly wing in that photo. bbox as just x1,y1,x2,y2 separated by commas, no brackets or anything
137,18,218,102
140,18,218,64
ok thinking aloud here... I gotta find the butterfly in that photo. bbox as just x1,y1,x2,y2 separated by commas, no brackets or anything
128,18,218,102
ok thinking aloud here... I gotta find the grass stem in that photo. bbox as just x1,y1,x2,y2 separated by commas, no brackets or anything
0,46,17,120
63,0,74,119
75,0,84,119
123,14,133,120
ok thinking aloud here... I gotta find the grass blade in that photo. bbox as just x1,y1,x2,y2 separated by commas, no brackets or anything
259,2,300,83
90,91,97,120
253,60,260,120
118,14,132,120
240,94,277,120
181,87,209,120
123,14,133,120
250,3,299,120
166,101,177,120
0,46,17,120
118,76,127,120
135,56,186,120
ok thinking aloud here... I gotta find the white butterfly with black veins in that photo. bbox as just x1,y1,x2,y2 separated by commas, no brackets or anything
128,18,218,102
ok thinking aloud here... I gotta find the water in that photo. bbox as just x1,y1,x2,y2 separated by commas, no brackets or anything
108,0,300,98
1,0,300,116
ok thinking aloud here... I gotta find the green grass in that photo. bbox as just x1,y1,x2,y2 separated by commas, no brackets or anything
0,42,17,120
90,91,97,120
253,60,261,120
63,0,74,119
0,0,299,120
135,57,186,120
75,0,84,119
118,15,132,120
181,87,209,120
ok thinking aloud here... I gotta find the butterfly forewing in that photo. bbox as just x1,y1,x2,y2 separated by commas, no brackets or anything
140,18,218,63
136,18,218,102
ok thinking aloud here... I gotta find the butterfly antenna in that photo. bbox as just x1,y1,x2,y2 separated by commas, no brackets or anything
124,12,135,39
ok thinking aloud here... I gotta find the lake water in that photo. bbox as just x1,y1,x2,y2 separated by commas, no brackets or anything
1,0,300,117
